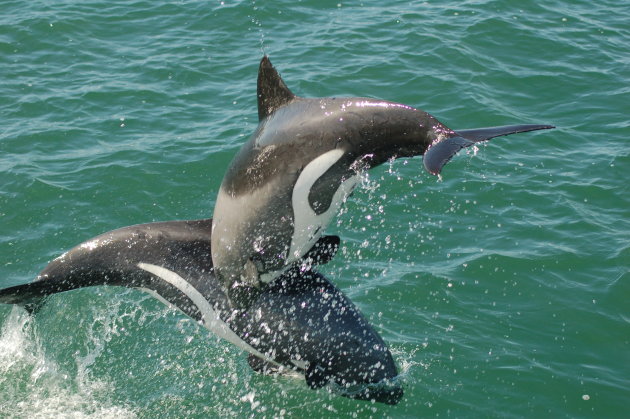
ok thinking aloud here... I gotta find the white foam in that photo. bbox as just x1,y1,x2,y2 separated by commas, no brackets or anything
0,306,136,418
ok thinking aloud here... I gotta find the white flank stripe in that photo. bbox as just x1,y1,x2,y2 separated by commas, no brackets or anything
136,262,280,367
289,148,359,261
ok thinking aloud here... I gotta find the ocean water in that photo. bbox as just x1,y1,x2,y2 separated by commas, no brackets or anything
1,0,628,417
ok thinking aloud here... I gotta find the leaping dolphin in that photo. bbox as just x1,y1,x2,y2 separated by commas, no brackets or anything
0,56,553,405
0,219,401,403
211,56,553,309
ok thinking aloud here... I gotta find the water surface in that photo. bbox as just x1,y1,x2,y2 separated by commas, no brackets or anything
1,0,628,417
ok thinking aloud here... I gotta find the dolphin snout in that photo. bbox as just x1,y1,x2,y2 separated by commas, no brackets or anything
335,378,404,405
334,362,403,405
305,340,403,405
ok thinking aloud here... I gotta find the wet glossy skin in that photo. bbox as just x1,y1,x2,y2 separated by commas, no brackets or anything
0,219,403,404
0,56,553,406
211,96,454,308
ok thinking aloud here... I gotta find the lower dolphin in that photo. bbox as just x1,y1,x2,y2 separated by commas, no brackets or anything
0,219,403,404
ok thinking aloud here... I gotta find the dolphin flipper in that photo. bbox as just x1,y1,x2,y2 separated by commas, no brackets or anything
302,235,340,265
422,136,475,175
423,124,555,175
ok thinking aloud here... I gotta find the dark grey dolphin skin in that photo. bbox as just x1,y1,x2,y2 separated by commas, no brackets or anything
211,56,554,308
0,56,554,405
0,220,403,404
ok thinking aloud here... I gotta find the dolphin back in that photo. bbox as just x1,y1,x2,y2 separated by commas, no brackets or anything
0,219,219,317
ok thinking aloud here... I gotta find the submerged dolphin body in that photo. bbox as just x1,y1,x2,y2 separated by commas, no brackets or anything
0,56,553,405
211,56,553,308
0,220,403,403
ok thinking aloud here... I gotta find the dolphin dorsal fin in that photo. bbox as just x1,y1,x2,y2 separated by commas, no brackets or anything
257,56,295,121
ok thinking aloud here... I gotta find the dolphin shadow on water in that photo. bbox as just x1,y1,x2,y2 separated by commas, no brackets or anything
0,56,553,405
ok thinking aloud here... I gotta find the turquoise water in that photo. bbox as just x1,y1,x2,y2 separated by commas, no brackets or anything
1,0,628,417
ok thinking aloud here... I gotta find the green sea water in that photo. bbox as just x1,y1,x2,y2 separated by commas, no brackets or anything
1,0,628,417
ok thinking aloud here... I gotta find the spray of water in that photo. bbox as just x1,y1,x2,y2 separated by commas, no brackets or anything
0,306,136,418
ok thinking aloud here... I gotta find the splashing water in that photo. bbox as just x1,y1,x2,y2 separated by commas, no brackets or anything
0,306,136,418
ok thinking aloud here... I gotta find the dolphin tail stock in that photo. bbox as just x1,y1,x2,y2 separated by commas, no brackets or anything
423,124,555,175
0,219,218,316
0,280,63,313
0,265,123,314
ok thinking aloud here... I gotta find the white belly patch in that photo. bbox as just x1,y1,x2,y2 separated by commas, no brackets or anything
136,262,280,366
288,149,359,262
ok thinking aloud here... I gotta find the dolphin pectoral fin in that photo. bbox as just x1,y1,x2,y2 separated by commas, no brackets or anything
423,124,555,175
306,363,330,389
302,235,340,266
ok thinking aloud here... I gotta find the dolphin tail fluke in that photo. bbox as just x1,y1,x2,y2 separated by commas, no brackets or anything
0,263,110,313
423,124,554,175
0,280,66,313
456,124,555,142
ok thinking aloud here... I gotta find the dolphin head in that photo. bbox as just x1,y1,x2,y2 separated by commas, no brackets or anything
302,330,404,405
231,268,403,404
